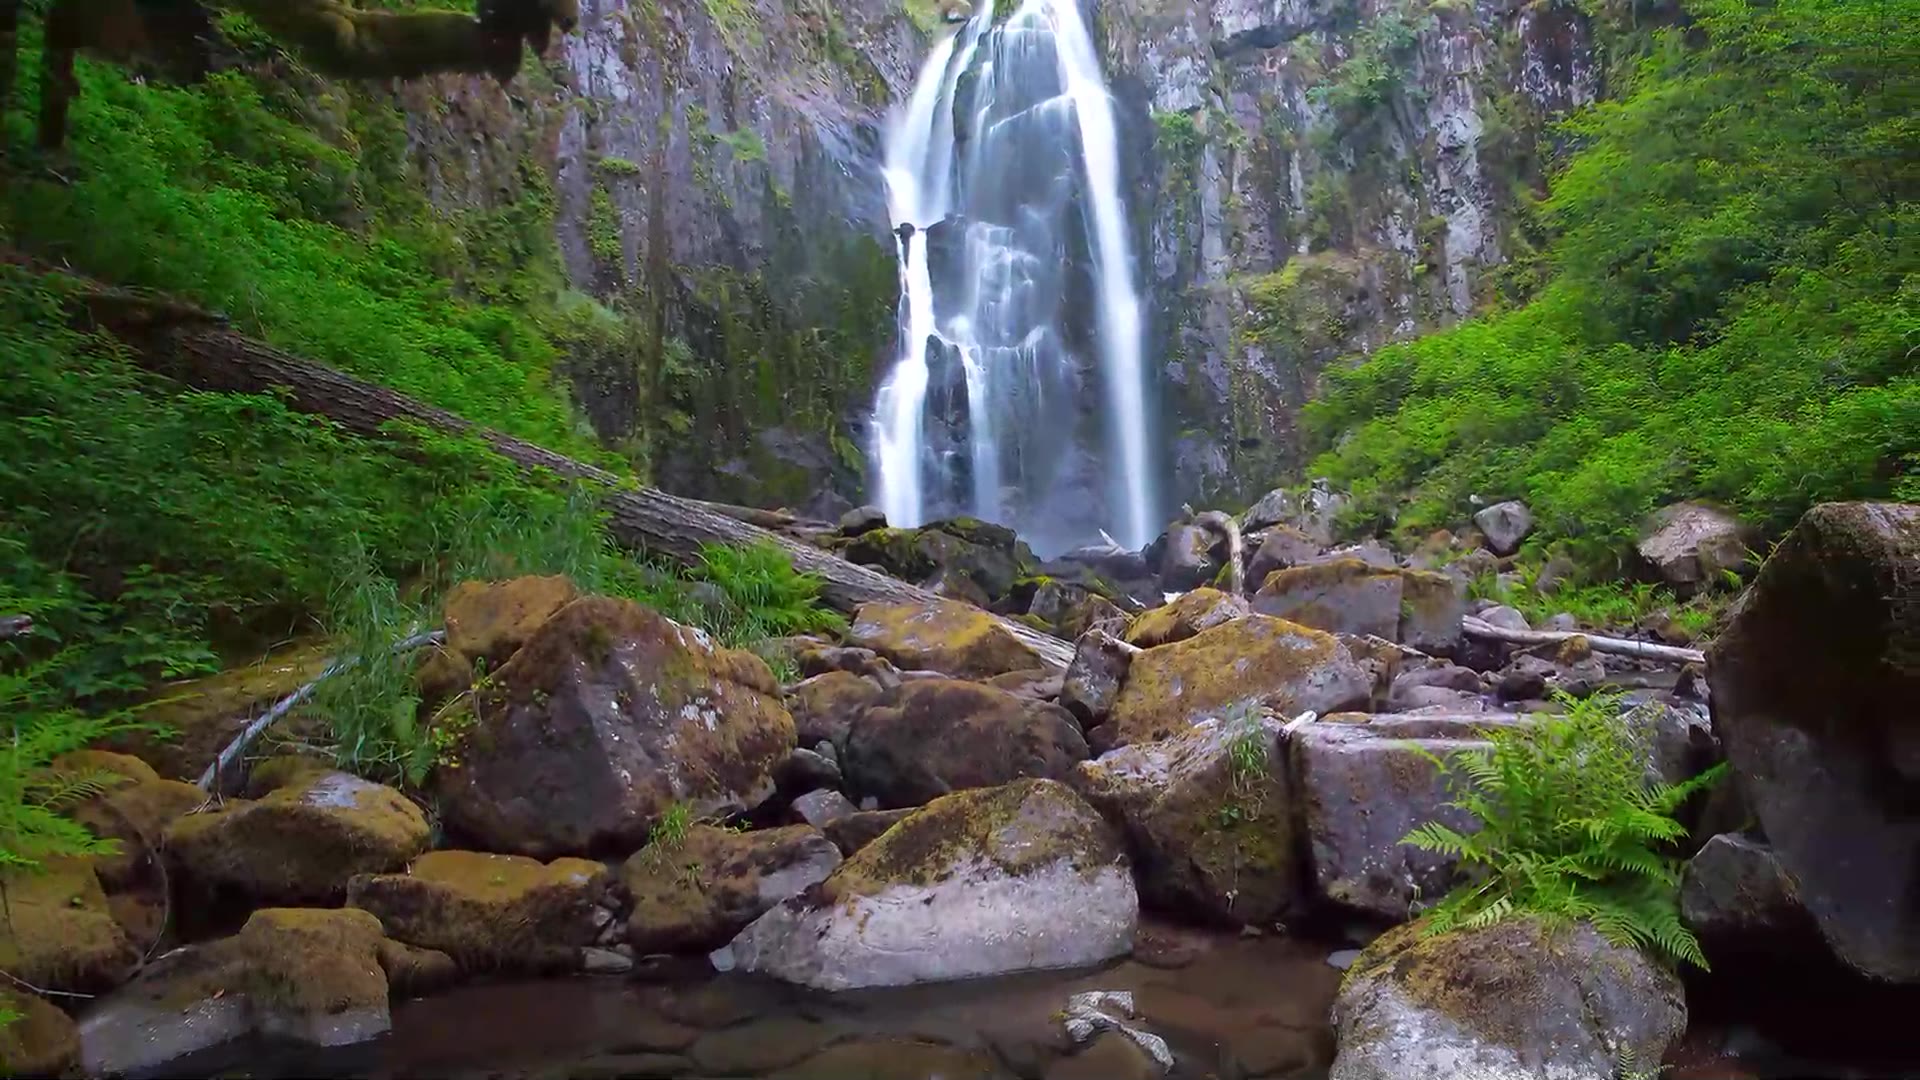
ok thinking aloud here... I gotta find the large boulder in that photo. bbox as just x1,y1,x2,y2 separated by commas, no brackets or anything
725,779,1136,989
433,597,795,857
166,765,430,906
1292,713,1531,919
1331,918,1686,1080
623,825,842,953
1105,617,1370,748
1707,502,1920,982
1071,715,1299,925
843,519,1033,603
0,988,79,1078
847,599,1046,679
0,858,138,995
1123,587,1248,649
1681,833,1817,953
1639,501,1754,591
783,671,883,752
1472,500,1534,556
347,850,612,972
1028,580,1127,640
844,681,1088,809
1060,629,1140,730
1253,561,1466,654
1245,526,1325,588
441,575,579,672
1156,519,1232,593
1243,482,1344,546
77,908,419,1078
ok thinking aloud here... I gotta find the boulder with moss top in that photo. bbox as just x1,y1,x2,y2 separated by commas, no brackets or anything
1124,588,1249,649
166,764,429,906
1071,714,1299,925
433,596,795,858
0,989,79,1077
623,824,842,953
1029,580,1128,639
116,642,333,782
1106,616,1370,748
0,858,137,996
845,680,1088,808
785,670,886,751
843,519,1033,604
846,599,1047,679
1060,630,1139,729
442,575,579,670
1253,561,1466,654
347,850,611,973
76,908,433,1078
1331,917,1686,1080
725,779,1135,989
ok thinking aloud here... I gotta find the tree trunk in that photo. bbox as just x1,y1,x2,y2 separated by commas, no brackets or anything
79,293,1075,671
1461,616,1706,666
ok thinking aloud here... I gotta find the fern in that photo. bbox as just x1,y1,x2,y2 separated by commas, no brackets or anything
686,540,848,645
0,646,145,875
1402,691,1724,969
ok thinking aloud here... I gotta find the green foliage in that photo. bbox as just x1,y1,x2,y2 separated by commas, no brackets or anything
685,541,848,645
1474,571,1725,639
587,187,623,263
716,128,766,164
1304,0,1918,562
1402,692,1726,968
1307,4,1430,121
1214,703,1270,829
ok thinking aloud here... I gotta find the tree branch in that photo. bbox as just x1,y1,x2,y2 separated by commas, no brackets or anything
1461,616,1707,666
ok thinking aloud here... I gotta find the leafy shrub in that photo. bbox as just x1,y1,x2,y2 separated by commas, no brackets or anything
685,540,848,644
1402,692,1725,968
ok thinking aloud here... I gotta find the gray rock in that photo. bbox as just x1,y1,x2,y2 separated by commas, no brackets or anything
1253,562,1465,656
1386,663,1487,712
622,825,842,954
1157,519,1231,593
777,747,843,795
1243,482,1345,546
727,780,1136,989
1331,918,1686,1080
789,788,857,829
1478,605,1530,632
838,505,888,536
845,680,1088,809
579,946,634,975
1707,502,1920,982
1292,713,1531,919
1245,526,1326,590
1314,540,1397,569
1638,501,1754,591
1543,612,1579,632
1473,500,1534,557
820,807,913,856
1060,629,1140,729
1681,833,1809,944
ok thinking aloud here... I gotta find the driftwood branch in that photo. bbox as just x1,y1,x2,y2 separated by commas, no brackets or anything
58,275,1074,673
0,615,30,640
1461,616,1707,666
196,629,446,793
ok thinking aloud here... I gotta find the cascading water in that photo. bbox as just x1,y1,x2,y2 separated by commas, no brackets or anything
868,0,1159,554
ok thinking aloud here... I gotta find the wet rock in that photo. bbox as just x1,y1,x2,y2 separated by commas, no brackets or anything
1124,587,1248,648
847,598,1046,679
1681,833,1814,948
726,779,1135,989
770,1039,1006,1079
1246,525,1326,587
1708,501,1920,982
1292,713,1530,919
434,597,794,857
442,575,579,672
0,988,79,1077
1331,918,1686,1080
784,670,886,751
78,908,400,1078
1494,638,1607,701
623,824,841,954
1049,1031,1160,1080
790,788,857,828
778,746,844,795
1253,561,1465,653
1107,616,1370,747
118,642,332,782
1639,501,1754,591
822,808,913,855
838,505,888,536
845,680,1088,808
1060,629,1139,729
167,765,429,907
1226,1024,1333,1078
1472,500,1534,556
1072,715,1300,926
347,850,610,973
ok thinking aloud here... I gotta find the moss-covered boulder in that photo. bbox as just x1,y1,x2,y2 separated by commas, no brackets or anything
1028,580,1127,639
843,519,1033,603
1071,714,1299,926
68,769,205,951
845,681,1088,809
442,574,579,672
623,825,842,954
166,766,429,906
434,597,795,857
1060,629,1140,729
77,908,406,1078
847,599,1045,679
0,859,139,995
348,850,611,973
1708,501,1920,981
1331,918,1686,1080
118,642,333,781
0,988,79,1078
1124,587,1249,649
1106,616,1370,747
785,670,885,751
726,779,1135,989
1246,525,1325,586
1253,562,1466,656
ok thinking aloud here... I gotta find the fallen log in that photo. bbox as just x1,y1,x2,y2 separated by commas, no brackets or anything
68,283,1075,672
1461,616,1707,666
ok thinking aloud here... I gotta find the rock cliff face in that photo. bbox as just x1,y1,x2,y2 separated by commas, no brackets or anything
393,0,1600,510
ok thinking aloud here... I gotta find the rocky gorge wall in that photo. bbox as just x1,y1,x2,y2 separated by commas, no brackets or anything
392,0,1601,513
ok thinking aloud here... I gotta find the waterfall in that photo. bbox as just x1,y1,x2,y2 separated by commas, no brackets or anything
867,0,1159,554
